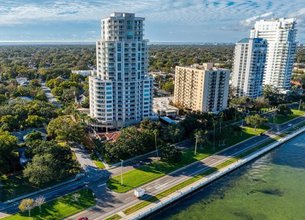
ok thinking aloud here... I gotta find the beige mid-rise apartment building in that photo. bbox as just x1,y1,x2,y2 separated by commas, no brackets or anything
174,63,230,113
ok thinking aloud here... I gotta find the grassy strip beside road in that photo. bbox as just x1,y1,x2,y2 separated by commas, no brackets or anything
107,126,269,193
123,137,278,215
105,214,122,220
0,173,75,202
0,174,40,202
2,189,95,220
91,152,105,169
270,109,305,124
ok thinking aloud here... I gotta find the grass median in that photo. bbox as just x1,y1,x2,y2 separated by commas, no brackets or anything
3,189,96,220
105,214,122,220
107,125,269,193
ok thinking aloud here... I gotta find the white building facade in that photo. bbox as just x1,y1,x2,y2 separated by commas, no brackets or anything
232,38,267,98
174,63,230,113
250,18,297,90
89,12,153,129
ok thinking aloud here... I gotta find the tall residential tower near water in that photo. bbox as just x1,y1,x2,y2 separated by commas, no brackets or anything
232,38,267,98
250,18,297,90
89,12,153,130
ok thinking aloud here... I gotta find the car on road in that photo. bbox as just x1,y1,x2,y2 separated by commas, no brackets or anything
78,217,88,220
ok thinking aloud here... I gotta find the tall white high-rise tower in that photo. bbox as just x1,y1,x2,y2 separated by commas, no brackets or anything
250,18,297,90
232,38,267,98
89,12,153,129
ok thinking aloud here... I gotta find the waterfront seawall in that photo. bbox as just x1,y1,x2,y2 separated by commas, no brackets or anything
127,125,305,220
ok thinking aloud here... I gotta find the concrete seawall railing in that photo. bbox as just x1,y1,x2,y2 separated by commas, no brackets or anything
127,125,305,220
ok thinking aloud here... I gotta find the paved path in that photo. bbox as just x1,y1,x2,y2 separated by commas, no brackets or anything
71,145,97,172
41,82,62,108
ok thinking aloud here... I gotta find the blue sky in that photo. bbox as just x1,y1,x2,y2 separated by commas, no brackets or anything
0,0,304,43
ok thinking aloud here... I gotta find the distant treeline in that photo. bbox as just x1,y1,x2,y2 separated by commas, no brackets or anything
0,44,304,79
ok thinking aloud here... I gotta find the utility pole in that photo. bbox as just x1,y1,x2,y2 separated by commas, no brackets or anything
154,130,159,158
120,159,123,185
299,99,302,111
194,134,199,155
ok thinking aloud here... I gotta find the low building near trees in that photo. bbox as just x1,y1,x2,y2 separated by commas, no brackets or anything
153,97,179,117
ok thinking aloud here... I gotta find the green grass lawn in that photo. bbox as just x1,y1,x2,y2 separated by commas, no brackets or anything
270,109,305,124
3,189,95,220
107,125,269,193
105,214,122,220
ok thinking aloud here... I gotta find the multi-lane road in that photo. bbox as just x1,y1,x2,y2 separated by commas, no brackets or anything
70,116,305,220
1,115,304,219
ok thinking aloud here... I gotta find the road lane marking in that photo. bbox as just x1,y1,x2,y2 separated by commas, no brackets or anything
98,183,106,187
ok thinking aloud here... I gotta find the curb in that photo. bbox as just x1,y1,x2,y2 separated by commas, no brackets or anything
3,176,79,205
128,120,305,219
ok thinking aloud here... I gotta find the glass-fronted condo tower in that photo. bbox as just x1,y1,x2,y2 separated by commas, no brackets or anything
232,38,267,98
250,18,297,90
89,12,153,129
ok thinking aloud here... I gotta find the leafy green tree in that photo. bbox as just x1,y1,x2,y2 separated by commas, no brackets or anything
277,104,292,116
19,198,35,217
0,130,18,174
194,129,208,148
140,119,161,131
25,131,43,143
23,154,56,186
245,114,267,131
24,140,78,185
159,143,182,163
263,85,284,106
161,124,185,143
34,89,47,102
0,94,8,104
47,116,85,143
103,126,154,162
25,115,45,128
0,115,19,131
162,80,174,93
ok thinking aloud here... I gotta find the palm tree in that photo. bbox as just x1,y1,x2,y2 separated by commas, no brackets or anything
218,112,224,133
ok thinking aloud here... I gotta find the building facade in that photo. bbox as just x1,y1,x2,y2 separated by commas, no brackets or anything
89,12,153,129
174,63,230,113
250,18,297,90
232,38,267,98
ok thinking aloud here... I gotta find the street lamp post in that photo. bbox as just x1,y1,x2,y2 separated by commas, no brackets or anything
195,134,199,155
154,130,159,158
120,159,123,185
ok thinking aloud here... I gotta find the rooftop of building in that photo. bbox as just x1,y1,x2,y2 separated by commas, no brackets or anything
104,12,144,20
237,38,265,43
177,63,229,71
153,96,178,112
253,17,296,24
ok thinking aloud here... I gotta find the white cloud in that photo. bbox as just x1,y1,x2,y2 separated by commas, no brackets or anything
0,0,302,26
241,12,274,27
0,0,304,42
